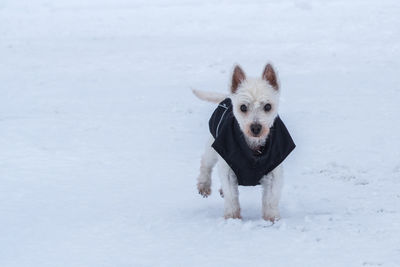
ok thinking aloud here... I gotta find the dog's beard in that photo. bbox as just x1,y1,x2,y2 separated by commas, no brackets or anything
243,134,268,150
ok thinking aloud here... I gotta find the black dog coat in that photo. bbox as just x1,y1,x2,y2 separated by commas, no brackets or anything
209,98,295,186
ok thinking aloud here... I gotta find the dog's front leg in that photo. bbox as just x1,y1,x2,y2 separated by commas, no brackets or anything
260,164,283,222
197,137,218,197
218,160,241,219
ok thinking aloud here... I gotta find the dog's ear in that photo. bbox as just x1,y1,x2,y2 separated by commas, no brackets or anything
231,65,246,93
262,64,279,90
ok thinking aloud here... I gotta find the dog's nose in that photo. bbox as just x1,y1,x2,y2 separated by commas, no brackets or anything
250,123,262,136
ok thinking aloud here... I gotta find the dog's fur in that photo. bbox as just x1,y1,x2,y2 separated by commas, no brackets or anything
194,64,283,221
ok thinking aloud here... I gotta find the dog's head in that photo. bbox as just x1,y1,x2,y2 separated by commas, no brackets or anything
230,64,280,149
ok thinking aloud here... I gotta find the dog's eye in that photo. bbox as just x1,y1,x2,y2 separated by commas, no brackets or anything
240,104,247,112
264,104,272,112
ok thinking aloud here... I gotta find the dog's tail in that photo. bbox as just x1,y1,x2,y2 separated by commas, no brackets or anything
192,89,227,103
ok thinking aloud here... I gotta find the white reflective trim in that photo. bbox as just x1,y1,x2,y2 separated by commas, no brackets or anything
216,105,228,137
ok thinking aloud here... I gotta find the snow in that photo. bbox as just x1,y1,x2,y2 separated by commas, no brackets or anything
1,0,400,266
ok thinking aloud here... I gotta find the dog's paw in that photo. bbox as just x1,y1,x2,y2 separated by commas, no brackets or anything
224,210,242,220
197,182,211,198
262,211,280,222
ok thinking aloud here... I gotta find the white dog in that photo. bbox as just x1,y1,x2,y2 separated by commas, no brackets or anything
193,64,295,221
